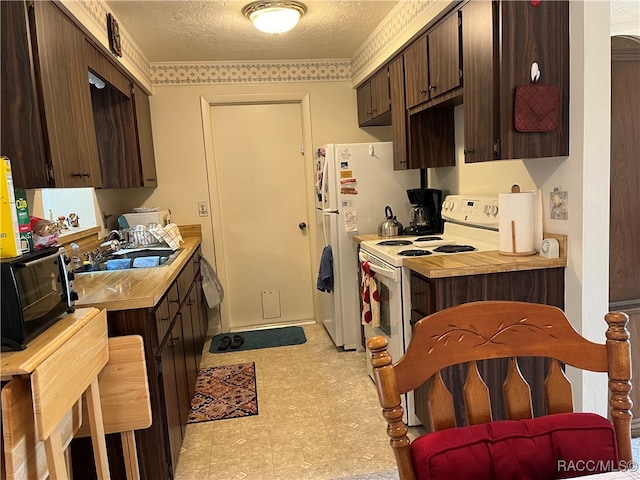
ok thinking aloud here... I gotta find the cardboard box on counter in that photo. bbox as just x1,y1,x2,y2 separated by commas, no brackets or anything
0,157,21,258
14,189,33,254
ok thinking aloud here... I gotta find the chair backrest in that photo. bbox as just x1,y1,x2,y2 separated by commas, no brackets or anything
367,301,633,480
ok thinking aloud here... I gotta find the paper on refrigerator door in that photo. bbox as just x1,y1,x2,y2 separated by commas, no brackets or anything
344,210,357,232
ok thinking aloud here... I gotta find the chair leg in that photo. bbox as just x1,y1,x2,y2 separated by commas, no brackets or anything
121,431,141,480
84,378,111,479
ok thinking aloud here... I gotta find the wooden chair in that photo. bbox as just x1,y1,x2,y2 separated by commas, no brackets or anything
75,335,152,480
367,301,633,480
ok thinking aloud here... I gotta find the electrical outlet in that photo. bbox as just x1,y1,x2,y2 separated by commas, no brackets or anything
550,188,568,220
198,201,208,217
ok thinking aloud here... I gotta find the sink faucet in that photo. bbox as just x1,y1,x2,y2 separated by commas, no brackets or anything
106,230,123,242
88,239,122,266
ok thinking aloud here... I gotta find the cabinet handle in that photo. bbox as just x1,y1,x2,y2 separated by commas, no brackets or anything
420,89,428,95
463,149,474,155
71,173,91,178
428,84,437,91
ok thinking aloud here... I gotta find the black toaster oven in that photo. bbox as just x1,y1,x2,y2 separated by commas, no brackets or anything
1,247,78,351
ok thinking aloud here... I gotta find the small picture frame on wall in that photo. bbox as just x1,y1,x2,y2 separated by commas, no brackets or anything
107,13,122,57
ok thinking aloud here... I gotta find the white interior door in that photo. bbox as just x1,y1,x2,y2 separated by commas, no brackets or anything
210,102,313,330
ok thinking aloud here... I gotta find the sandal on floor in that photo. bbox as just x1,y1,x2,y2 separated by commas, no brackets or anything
230,335,245,349
218,335,231,350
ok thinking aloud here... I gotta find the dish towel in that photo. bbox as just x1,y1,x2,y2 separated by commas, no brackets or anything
316,245,334,293
361,261,380,327
149,223,183,250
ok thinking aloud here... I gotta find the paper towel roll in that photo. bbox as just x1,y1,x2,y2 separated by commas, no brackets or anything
498,190,536,256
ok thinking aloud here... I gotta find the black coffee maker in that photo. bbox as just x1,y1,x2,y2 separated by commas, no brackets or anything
403,188,443,235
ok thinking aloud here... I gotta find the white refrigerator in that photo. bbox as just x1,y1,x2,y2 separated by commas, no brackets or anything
314,142,420,350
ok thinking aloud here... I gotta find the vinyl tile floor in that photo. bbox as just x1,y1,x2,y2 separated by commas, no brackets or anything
173,322,426,480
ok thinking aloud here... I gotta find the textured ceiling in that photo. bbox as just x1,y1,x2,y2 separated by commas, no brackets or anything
106,0,398,62
106,0,639,64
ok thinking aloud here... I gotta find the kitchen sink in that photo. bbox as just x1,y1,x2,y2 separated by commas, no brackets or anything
75,247,182,273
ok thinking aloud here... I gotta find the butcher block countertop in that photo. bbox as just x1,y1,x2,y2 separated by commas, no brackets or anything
353,233,567,279
74,226,201,312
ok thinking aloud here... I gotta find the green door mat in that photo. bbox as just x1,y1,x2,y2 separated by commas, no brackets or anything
209,326,307,353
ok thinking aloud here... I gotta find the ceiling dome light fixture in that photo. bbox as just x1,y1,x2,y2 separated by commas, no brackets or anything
243,1,306,35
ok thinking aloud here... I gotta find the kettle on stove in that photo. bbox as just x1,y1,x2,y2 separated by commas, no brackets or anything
378,206,403,237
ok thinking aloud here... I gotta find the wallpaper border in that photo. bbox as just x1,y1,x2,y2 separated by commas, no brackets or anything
75,0,434,86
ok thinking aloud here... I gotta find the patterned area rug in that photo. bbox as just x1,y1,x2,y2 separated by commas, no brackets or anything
188,362,258,423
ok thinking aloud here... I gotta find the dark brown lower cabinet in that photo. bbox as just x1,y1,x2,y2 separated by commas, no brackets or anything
157,326,184,472
71,246,207,479
410,267,565,428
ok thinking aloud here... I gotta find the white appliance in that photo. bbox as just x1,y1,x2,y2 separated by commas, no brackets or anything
359,194,499,425
123,209,171,228
314,143,419,350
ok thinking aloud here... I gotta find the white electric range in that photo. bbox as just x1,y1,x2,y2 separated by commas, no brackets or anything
359,195,499,426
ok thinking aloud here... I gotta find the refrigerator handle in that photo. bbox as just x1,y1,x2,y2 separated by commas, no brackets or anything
321,151,329,209
322,212,328,246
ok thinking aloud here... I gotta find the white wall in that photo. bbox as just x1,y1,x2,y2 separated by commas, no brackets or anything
431,1,612,415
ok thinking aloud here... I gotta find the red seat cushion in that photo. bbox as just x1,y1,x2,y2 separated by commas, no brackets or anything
410,413,618,480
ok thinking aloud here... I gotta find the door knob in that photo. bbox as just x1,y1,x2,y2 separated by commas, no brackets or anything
298,222,307,230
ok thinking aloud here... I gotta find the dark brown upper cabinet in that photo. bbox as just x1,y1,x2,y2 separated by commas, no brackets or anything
389,56,455,171
404,10,461,111
1,0,102,188
389,57,409,170
86,42,141,189
133,86,158,188
1,0,157,190
356,67,391,127
462,0,569,163
1,1,49,188
426,11,462,102
403,35,429,109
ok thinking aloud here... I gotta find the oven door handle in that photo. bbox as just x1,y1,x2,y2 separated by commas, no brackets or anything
358,252,400,282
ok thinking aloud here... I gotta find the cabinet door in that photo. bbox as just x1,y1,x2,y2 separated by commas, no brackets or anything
356,81,372,126
133,85,158,187
0,1,50,189
155,296,171,343
403,36,429,109
497,0,569,160
30,0,102,187
461,0,496,163
85,42,141,188
171,313,191,438
179,296,198,399
369,68,390,119
408,106,455,169
157,336,182,474
187,283,204,371
427,11,461,100
196,278,208,346
409,272,434,320
389,57,409,170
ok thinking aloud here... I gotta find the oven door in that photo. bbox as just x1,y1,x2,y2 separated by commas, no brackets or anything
358,250,404,376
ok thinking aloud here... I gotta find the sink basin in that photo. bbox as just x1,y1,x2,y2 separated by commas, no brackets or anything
76,248,182,273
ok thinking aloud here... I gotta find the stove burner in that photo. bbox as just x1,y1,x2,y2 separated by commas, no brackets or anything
414,236,443,242
377,240,413,246
434,245,477,253
397,249,433,257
